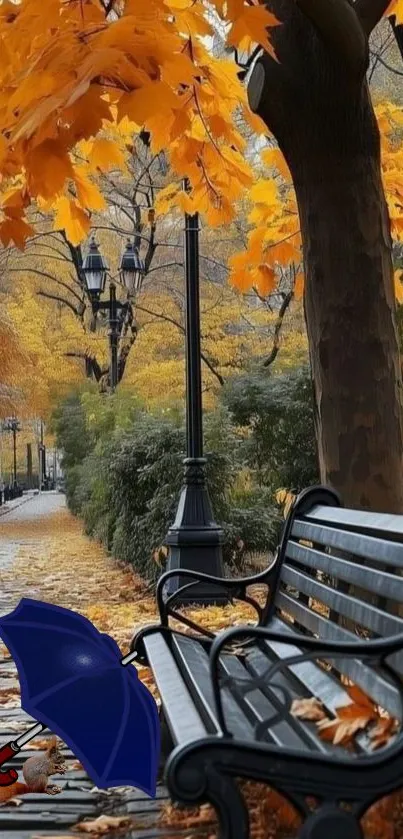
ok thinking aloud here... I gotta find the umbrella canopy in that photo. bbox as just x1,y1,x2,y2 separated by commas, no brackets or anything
0,598,160,796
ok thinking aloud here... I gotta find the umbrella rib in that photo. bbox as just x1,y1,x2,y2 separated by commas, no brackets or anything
22,666,115,706
98,667,130,783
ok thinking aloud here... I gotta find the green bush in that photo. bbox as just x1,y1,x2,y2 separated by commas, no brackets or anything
222,365,319,493
54,393,282,580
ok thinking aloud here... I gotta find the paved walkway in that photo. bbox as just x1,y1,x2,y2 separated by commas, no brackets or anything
0,494,173,839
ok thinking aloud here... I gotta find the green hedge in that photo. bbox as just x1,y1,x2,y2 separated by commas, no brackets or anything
54,396,282,580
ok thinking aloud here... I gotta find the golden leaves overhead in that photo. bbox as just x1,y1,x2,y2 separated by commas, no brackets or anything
0,0,278,246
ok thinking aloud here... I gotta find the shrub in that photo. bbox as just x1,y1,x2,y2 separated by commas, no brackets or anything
55,393,282,580
222,365,319,493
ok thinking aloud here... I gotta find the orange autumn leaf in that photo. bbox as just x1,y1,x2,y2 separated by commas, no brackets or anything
291,697,327,722
227,5,278,53
73,170,107,212
0,216,34,249
317,684,378,746
26,140,74,201
88,139,126,173
369,717,399,750
253,263,276,295
53,197,90,245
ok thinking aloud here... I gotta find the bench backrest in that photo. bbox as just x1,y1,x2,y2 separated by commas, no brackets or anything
270,486,403,718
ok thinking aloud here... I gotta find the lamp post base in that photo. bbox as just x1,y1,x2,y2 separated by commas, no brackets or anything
165,458,228,606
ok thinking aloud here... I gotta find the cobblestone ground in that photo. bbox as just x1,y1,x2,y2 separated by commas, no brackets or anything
0,493,173,839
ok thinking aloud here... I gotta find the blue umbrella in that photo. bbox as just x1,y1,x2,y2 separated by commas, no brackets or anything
0,598,160,796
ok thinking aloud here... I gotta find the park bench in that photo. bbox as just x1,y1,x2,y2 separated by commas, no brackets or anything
131,485,403,839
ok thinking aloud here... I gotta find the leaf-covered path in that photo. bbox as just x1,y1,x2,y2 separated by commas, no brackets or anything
0,492,171,839
0,493,401,839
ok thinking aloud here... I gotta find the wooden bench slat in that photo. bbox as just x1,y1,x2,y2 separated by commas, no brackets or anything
276,593,402,718
142,633,208,744
291,520,403,571
302,505,403,539
286,540,403,602
281,565,403,638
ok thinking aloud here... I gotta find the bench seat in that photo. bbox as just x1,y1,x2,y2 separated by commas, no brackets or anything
132,485,403,839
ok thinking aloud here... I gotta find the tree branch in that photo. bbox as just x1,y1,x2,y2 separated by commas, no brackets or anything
355,0,392,36
37,291,84,318
262,290,294,368
135,303,225,386
65,351,104,382
295,0,368,76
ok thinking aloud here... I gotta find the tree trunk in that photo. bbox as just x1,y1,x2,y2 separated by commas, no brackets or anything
249,1,403,512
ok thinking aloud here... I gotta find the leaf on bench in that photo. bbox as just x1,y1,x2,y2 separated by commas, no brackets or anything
369,717,399,750
317,685,378,746
317,706,375,746
291,697,327,721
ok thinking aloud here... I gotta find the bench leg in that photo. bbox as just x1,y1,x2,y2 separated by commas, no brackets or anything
299,804,363,839
167,745,250,839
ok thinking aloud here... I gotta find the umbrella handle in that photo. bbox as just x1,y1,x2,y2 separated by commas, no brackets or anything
0,742,19,785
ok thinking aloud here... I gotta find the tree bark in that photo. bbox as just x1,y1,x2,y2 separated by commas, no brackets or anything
249,0,403,511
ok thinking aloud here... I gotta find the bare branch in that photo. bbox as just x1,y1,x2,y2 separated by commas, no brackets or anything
7,267,84,305
65,351,104,382
295,0,368,76
355,0,392,36
38,291,83,318
146,262,183,275
263,291,294,368
135,302,224,386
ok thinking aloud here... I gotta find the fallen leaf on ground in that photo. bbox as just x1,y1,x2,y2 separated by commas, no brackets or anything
74,814,132,834
70,759,84,770
291,697,327,721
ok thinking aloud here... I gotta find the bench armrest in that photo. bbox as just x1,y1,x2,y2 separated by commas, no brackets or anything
209,625,403,737
156,562,278,631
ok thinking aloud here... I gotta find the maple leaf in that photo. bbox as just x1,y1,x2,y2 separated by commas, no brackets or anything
26,140,74,201
0,217,34,249
252,263,276,295
88,138,126,173
387,0,403,25
291,697,327,722
227,5,279,53
73,169,107,212
369,717,399,750
53,197,90,246
317,685,378,746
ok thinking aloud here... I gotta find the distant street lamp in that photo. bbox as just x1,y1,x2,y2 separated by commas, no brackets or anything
164,180,226,605
2,417,21,489
82,236,145,391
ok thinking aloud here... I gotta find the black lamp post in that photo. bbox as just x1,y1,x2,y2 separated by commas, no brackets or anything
3,417,21,489
82,236,145,392
164,180,226,605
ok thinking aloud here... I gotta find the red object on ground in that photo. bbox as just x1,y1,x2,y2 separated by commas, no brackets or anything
0,742,19,784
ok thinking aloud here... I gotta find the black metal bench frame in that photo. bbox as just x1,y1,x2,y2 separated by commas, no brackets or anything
132,486,403,839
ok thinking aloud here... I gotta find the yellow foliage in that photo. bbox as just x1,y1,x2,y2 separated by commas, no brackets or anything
0,0,279,244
